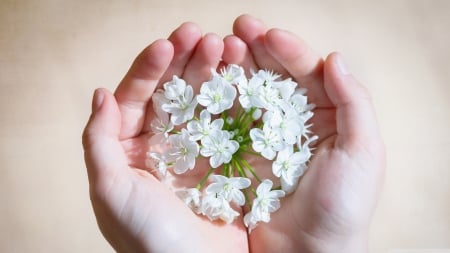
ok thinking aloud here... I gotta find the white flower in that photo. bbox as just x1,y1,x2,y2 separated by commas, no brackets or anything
249,124,285,160
166,129,199,174
145,151,168,176
150,90,173,140
176,188,201,213
200,193,240,224
288,91,309,113
205,175,251,206
252,179,285,219
152,89,170,107
197,76,237,114
253,69,281,85
272,146,309,186
163,76,187,100
150,108,173,138
280,175,301,194
296,135,318,157
244,179,285,231
264,109,303,145
161,76,197,125
257,83,281,110
200,130,239,168
243,211,259,232
187,110,224,141
272,78,297,101
277,136,318,193
219,64,247,86
237,76,264,109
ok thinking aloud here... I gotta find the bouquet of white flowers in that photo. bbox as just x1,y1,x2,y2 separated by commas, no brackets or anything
146,64,317,231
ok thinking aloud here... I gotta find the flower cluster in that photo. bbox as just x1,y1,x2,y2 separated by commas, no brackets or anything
146,64,317,231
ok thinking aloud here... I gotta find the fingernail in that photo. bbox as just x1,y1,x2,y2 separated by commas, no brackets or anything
92,89,104,112
336,53,350,75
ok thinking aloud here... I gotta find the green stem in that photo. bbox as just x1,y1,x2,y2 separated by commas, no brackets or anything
243,189,252,210
221,110,229,129
196,167,215,190
241,149,262,157
233,105,242,126
235,161,253,209
234,159,248,178
250,187,258,197
241,159,262,183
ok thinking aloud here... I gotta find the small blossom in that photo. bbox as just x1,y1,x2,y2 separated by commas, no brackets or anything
161,76,198,125
145,151,168,176
257,83,282,110
176,188,201,213
272,146,309,186
152,89,170,107
150,90,173,140
197,76,236,114
237,75,263,109
166,129,199,174
150,108,173,138
244,179,285,231
163,76,187,100
205,175,251,206
297,135,318,156
200,130,239,168
288,91,309,113
219,64,247,86
264,109,303,145
187,110,224,141
272,78,297,101
253,69,281,85
250,124,285,160
200,193,240,224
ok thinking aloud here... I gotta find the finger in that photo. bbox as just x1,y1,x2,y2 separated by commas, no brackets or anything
115,39,174,139
222,35,258,76
323,52,382,152
83,88,129,188
183,33,224,88
232,14,287,75
265,29,331,107
160,22,203,83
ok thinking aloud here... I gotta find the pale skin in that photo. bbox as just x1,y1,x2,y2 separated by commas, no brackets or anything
82,15,385,253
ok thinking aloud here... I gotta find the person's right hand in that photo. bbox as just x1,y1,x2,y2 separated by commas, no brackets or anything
82,23,249,253
223,15,386,253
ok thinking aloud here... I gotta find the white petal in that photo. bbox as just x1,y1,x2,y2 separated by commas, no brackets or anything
231,177,251,189
232,191,246,206
256,180,273,195
210,154,222,168
261,148,276,160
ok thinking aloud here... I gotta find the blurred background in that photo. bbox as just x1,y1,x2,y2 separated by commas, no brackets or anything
1,0,449,252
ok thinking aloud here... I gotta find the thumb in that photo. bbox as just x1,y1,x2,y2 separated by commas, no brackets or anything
82,88,129,187
323,52,382,152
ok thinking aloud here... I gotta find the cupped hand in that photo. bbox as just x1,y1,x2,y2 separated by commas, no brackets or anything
222,15,385,253
82,23,249,253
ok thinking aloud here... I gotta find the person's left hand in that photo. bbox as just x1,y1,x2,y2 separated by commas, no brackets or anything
82,23,249,253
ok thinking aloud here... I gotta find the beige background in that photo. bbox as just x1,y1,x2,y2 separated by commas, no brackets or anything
1,0,449,252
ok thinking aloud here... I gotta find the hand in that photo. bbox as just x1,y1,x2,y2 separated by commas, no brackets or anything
82,23,249,253
222,15,385,253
